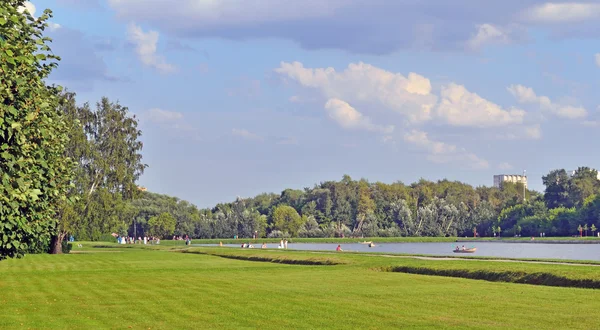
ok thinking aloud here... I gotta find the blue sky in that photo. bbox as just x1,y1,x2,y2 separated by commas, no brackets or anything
28,0,600,207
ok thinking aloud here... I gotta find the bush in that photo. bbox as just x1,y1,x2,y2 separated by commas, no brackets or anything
61,241,72,254
26,238,51,254
298,228,325,238
98,234,116,242
267,230,289,238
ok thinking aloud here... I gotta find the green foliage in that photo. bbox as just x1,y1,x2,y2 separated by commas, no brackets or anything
272,205,304,237
55,93,146,244
147,212,176,238
98,233,116,242
0,1,73,259
61,241,72,254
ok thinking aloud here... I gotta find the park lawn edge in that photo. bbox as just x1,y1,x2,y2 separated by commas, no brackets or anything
171,246,600,290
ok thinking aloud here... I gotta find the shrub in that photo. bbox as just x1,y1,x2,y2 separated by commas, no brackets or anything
98,234,116,242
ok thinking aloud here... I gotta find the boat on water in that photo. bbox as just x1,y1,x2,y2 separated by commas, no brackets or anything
360,241,373,245
453,247,476,253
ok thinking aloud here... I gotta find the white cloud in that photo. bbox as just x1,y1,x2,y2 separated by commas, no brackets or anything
436,83,525,127
126,23,176,74
18,1,36,16
277,61,538,131
507,84,587,119
404,129,489,169
232,128,264,141
467,24,513,50
498,162,514,170
18,2,61,30
595,53,600,67
147,108,183,123
523,3,600,23
324,98,394,134
275,61,437,123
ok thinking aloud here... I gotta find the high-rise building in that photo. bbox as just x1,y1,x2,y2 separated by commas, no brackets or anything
493,174,528,189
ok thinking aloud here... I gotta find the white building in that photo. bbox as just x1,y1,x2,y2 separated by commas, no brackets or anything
493,174,528,189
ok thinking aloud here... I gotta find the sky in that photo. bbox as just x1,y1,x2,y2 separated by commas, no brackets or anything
25,0,600,207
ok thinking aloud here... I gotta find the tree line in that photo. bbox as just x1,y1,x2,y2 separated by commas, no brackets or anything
123,169,599,240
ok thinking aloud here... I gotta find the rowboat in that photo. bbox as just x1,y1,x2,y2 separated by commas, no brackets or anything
453,248,476,253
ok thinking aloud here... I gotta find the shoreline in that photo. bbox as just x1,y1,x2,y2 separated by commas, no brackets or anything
456,239,600,244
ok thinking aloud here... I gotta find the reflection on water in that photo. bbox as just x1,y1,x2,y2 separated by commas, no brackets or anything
192,242,600,261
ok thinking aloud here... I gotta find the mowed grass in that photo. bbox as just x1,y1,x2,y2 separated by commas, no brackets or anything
1,246,600,329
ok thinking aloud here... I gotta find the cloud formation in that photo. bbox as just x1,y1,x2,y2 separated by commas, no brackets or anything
127,23,176,74
324,99,394,134
404,130,489,169
522,3,600,23
436,83,525,127
507,84,587,119
275,61,437,123
105,0,557,54
467,24,519,50
276,61,529,128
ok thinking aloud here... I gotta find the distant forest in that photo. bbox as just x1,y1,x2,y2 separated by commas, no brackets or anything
113,168,600,240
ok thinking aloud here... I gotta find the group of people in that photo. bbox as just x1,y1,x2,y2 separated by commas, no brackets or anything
173,235,192,245
239,239,289,249
115,235,159,245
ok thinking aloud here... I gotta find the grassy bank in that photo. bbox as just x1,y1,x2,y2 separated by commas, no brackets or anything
2,244,600,329
184,247,600,289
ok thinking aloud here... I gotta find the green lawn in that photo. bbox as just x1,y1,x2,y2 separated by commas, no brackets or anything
1,245,600,329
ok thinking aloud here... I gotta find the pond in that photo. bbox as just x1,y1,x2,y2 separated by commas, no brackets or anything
193,242,600,261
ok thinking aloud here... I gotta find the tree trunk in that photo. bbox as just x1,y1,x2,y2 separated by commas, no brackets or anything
50,232,66,254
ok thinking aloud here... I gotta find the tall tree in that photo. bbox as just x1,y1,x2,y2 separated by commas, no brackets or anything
272,205,304,237
542,169,572,209
568,167,600,207
0,2,73,259
53,97,146,247
354,180,375,233
147,212,176,238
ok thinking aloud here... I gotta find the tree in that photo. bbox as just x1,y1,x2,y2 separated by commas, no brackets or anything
542,169,572,209
591,224,597,238
147,212,176,238
354,180,375,234
272,205,304,237
53,96,147,247
584,224,589,237
497,226,502,237
0,2,74,259
569,167,600,207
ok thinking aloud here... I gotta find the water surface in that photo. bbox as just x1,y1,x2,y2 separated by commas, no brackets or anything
193,242,600,261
